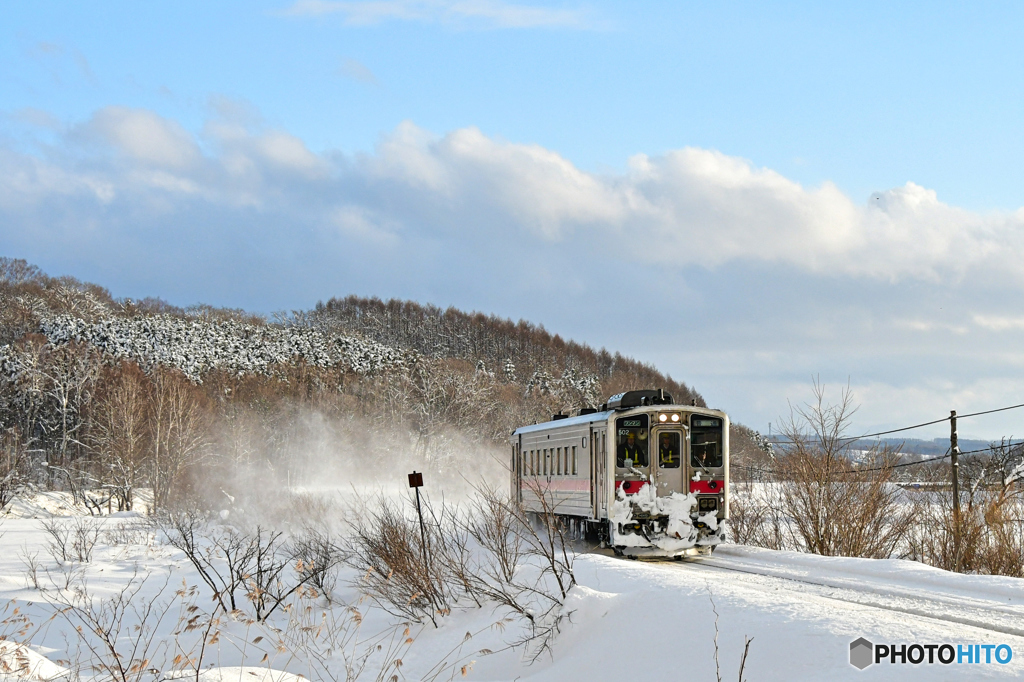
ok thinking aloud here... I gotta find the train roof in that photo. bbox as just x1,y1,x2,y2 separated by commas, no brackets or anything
512,411,613,436
512,404,728,437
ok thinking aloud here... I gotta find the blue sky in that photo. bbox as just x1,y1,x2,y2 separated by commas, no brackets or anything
3,1,1024,439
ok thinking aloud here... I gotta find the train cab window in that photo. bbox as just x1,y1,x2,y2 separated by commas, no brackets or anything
616,415,649,468
658,432,681,468
691,416,724,468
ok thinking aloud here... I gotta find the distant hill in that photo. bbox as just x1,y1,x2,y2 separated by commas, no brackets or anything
312,295,702,409
0,257,705,507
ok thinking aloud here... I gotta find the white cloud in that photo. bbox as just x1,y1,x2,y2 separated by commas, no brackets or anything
973,315,1024,332
338,58,378,85
81,107,200,170
329,206,400,246
893,319,969,335
5,109,1024,287
11,107,63,131
282,0,594,29
348,125,1024,283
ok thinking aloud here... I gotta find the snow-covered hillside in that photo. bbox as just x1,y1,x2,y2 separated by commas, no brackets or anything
36,314,416,381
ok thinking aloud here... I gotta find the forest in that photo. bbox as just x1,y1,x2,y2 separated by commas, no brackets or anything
0,256,709,512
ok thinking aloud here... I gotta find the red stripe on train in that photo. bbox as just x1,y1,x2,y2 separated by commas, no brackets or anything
690,479,723,494
615,480,649,495
520,478,592,492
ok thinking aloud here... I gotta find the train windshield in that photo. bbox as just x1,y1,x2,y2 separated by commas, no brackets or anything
616,415,649,468
690,416,723,468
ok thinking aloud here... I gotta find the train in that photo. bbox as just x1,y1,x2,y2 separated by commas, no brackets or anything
511,389,729,558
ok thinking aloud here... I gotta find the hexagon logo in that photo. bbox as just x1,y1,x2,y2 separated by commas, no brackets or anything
850,638,874,670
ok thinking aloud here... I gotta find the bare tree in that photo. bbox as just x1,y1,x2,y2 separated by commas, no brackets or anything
0,427,28,511
343,493,455,627
41,569,176,682
165,512,255,614
89,362,150,511
150,369,210,512
41,343,99,474
776,380,915,558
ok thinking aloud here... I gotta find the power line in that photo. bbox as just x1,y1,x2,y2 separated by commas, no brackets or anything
733,451,951,476
955,441,1024,457
957,402,1024,420
840,417,955,441
764,399,1024,447
736,439,1024,477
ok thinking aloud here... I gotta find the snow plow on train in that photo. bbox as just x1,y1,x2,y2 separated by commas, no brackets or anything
511,390,729,558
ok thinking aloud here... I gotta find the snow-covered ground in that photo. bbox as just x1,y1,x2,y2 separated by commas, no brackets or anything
0,501,1022,680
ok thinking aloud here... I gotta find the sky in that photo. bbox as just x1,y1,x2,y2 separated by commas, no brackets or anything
3,1,1024,440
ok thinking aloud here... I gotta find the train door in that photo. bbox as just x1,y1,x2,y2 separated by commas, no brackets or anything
514,436,522,504
653,427,685,495
593,427,607,517
589,431,596,517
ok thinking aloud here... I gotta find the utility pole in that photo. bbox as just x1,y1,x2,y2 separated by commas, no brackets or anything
408,471,428,568
950,410,961,572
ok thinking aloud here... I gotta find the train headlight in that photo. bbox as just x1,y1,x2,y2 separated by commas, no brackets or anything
671,414,680,422
658,414,667,422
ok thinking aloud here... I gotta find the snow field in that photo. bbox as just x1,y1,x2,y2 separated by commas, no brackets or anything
0,495,1023,680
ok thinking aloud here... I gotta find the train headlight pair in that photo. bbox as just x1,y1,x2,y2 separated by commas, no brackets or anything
657,413,681,423
698,498,718,512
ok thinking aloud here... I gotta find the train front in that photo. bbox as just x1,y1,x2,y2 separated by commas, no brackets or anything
608,395,728,557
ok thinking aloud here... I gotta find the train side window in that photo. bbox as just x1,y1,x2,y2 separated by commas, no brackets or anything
559,447,564,475
544,449,548,476
572,445,578,475
556,447,561,475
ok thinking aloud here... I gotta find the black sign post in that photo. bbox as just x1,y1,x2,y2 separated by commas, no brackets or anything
408,471,428,569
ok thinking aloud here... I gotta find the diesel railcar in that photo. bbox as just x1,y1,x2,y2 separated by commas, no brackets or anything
511,389,728,558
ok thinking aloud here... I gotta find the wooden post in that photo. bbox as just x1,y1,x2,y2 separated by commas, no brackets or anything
408,471,428,569
950,410,961,572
